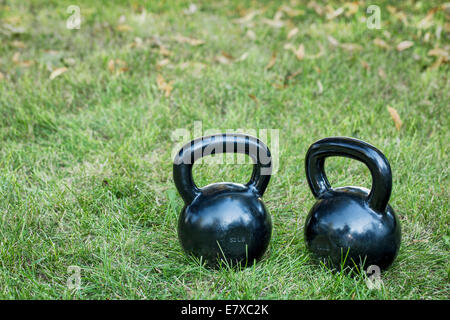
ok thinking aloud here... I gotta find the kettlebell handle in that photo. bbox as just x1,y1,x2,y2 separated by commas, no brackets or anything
173,134,272,204
305,137,392,213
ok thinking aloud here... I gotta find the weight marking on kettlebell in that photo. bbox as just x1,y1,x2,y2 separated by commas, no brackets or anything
229,237,246,243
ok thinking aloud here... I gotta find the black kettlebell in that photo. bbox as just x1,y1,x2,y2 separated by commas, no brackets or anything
304,137,401,271
173,134,272,268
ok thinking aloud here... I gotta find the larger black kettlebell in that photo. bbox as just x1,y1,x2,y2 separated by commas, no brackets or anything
304,137,401,271
173,134,272,267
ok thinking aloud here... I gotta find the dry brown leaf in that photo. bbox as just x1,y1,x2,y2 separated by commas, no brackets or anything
317,80,323,94
287,27,299,40
116,24,133,32
49,67,68,80
108,59,128,75
308,1,325,16
295,44,305,61
0,72,4,80
156,58,170,69
279,5,304,17
387,106,402,130
396,41,414,51
233,10,262,24
326,7,344,20
265,52,277,70
173,35,205,46
378,67,387,79
344,2,359,16
156,74,173,97
286,69,302,80
417,8,437,29
306,44,325,59
12,52,33,67
248,94,259,105
373,38,391,49
271,82,287,89
159,45,173,57
107,59,115,73
327,35,339,47
428,48,448,59
340,43,363,52
262,18,284,28
11,40,26,48
360,60,370,70
12,52,20,64
428,56,446,70
214,52,233,64
246,30,256,40
236,52,249,62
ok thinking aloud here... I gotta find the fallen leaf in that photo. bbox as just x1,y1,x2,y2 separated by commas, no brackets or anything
12,52,20,64
378,67,387,79
12,52,33,67
265,52,277,70
308,1,325,16
326,7,344,20
107,59,128,75
286,69,302,80
49,67,68,80
173,35,205,46
107,59,115,73
236,52,249,62
317,80,323,94
387,106,402,130
246,30,256,40
279,5,304,17
373,38,391,49
327,35,339,46
183,3,198,15
156,58,170,69
262,18,284,28
0,72,4,80
287,27,299,39
294,44,305,60
116,24,133,32
248,94,259,106
344,2,359,16
214,52,233,64
272,82,287,89
156,74,173,97
233,10,262,24
360,60,370,70
159,45,173,57
428,56,446,70
11,40,26,48
428,48,448,59
396,41,414,51
340,43,363,52
417,8,437,29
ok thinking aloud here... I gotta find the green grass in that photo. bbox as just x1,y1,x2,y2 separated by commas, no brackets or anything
0,0,449,299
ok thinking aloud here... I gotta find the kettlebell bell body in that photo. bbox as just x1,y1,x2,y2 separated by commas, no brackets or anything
304,137,401,271
174,134,272,267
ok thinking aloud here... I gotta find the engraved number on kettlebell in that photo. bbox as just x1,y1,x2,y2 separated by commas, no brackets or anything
229,237,246,243
365,265,383,290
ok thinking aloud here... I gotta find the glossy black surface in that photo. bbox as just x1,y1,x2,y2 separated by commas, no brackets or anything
304,137,401,271
173,134,272,268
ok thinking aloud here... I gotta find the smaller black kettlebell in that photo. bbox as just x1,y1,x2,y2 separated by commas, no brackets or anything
173,134,272,268
304,137,401,271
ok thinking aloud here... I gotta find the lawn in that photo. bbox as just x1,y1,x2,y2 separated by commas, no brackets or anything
0,0,448,299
